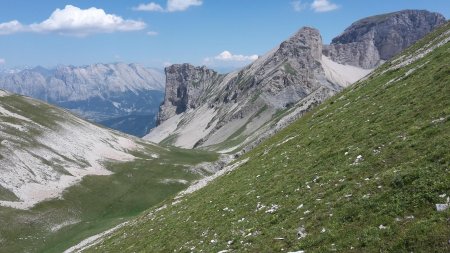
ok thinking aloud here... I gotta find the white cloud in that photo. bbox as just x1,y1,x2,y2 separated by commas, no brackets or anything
203,51,259,69
30,5,146,36
147,31,158,36
133,3,164,12
0,58,5,65
214,51,258,62
0,20,24,35
311,0,339,12
167,0,202,12
0,5,146,37
292,1,308,12
134,0,202,12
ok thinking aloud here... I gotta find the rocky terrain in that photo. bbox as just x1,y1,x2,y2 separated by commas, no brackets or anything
323,9,446,68
0,63,165,136
146,10,444,152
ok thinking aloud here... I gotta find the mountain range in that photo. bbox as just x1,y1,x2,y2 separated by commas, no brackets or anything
0,63,165,137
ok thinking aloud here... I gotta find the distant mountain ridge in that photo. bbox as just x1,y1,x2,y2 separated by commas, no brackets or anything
146,10,445,151
0,63,165,137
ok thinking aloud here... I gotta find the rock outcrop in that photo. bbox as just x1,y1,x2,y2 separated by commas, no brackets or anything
323,10,446,68
158,64,221,123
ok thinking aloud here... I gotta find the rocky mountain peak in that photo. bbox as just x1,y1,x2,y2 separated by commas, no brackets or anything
279,26,323,62
324,9,446,68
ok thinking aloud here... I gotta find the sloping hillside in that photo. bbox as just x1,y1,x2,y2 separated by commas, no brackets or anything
0,91,217,252
85,22,450,252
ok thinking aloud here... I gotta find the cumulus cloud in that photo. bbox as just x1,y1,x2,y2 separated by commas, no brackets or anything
204,51,259,69
311,0,339,12
292,1,308,12
134,0,202,12
0,20,24,35
0,58,5,65
214,51,258,62
133,3,164,12
0,5,146,36
292,0,339,13
147,31,159,36
167,0,202,12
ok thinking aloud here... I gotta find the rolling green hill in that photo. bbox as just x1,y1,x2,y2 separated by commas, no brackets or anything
84,22,450,252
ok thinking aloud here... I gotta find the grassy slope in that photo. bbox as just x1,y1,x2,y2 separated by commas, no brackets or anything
0,94,218,253
88,23,450,252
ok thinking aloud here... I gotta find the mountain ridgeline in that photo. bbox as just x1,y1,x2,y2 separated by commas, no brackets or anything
146,10,445,152
0,63,165,137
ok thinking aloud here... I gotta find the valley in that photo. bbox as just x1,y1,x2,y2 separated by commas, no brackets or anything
0,91,217,252
0,3,448,253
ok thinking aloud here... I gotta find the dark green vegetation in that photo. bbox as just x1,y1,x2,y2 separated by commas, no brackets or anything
87,23,450,252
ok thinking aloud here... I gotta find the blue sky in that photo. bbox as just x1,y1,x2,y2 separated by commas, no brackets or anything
0,0,448,70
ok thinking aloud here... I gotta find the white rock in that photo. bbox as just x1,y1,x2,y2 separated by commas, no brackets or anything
379,224,388,229
436,204,449,212
297,226,307,239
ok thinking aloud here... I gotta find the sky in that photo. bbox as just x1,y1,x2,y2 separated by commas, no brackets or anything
0,0,448,71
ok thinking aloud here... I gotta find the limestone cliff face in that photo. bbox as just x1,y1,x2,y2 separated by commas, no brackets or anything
323,10,446,68
233,27,332,109
157,64,221,123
